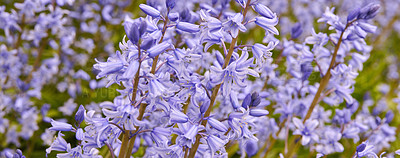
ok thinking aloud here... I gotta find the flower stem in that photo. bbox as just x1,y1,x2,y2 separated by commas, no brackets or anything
187,0,252,157
285,22,351,158
123,12,170,157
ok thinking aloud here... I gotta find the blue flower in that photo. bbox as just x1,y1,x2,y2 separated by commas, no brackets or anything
49,120,74,132
206,135,226,156
293,117,319,145
244,139,258,156
207,118,228,132
46,133,70,154
210,50,259,96
223,13,246,38
176,22,200,33
255,16,279,35
253,4,275,19
75,105,85,125
139,4,161,17
94,51,127,79
356,141,377,158
147,41,172,58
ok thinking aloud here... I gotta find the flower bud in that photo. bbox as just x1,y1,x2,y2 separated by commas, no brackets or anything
253,4,275,19
208,118,228,132
169,109,189,123
139,4,160,17
249,109,269,117
147,41,171,58
176,22,200,33
75,105,85,125
49,120,73,131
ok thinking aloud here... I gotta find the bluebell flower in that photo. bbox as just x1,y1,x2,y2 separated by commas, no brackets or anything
199,10,222,33
206,135,226,157
49,120,74,131
305,28,329,47
207,118,228,132
244,139,258,156
176,22,200,33
75,105,85,125
252,41,278,67
76,128,84,140
255,16,279,35
210,50,259,96
253,3,275,19
332,109,352,125
316,129,344,154
166,0,176,9
147,41,172,58
168,12,179,21
151,127,171,147
94,51,128,79
169,108,189,124
356,141,377,158
293,117,319,145
358,3,380,20
121,60,139,79
228,107,258,140
46,133,70,154
291,22,303,39
249,109,269,117
58,98,78,116
223,13,246,38
175,123,203,148
139,4,161,17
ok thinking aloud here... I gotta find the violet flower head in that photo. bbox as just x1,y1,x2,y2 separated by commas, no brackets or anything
223,13,246,38
293,117,319,145
139,4,161,17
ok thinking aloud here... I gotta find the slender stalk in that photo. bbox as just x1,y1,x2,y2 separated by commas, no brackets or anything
105,142,116,158
284,22,351,158
302,22,350,124
150,8,169,74
257,119,286,158
119,44,143,158
25,36,48,83
188,1,252,157
131,45,142,104
14,14,25,49
123,12,170,157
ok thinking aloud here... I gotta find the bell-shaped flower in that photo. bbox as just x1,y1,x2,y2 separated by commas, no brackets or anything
139,4,160,17
46,133,70,154
49,120,74,132
210,50,259,96
249,109,269,117
358,3,380,20
147,41,172,58
177,22,200,33
206,135,227,156
169,108,189,124
94,51,128,79
292,117,319,145
223,13,246,38
75,105,85,125
151,127,172,147
199,10,222,33
253,4,275,19
208,118,228,132
255,16,279,35
75,128,84,140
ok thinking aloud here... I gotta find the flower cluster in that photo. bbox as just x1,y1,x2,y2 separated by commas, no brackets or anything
2,0,400,157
